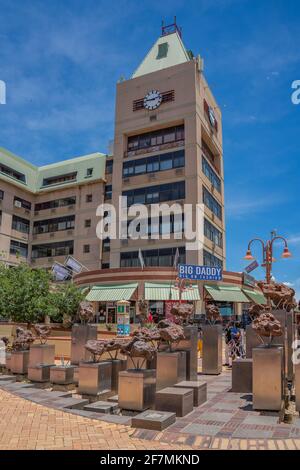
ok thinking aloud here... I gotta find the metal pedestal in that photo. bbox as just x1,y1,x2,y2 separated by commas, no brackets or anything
202,324,222,375
50,366,75,385
78,361,112,396
232,358,253,393
253,346,284,411
110,359,127,392
118,369,156,411
174,380,207,406
295,363,300,412
175,325,198,380
29,344,55,366
28,364,52,382
11,351,29,374
287,311,295,382
71,324,97,365
155,386,194,417
246,325,262,359
156,351,186,390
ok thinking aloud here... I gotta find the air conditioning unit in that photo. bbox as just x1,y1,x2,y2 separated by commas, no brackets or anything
14,200,22,208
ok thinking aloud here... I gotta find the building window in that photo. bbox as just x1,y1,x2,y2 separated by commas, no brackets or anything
203,187,222,220
125,214,184,238
202,157,221,193
123,150,184,178
83,244,90,253
120,247,185,268
123,181,185,206
12,215,30,234
106,160,113,174
35,196,76,211
33,215,75,234
157,42,169,59
0,163,26,184
0,190,4,200
10,240,28,258
127,125,184,152
14,196,31,211
85,219,91,228
0,210,2,225
102,263,110,269
104,185,112,201
86,168,93,177
31,240,74,259
42,172,77,187
204,219,223,248
203,249,223,268
86,194,93,203
102,238,110,252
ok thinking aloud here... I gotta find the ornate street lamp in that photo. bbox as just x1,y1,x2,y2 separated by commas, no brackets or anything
243,235,292,309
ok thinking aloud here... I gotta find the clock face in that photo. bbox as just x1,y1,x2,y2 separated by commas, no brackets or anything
208,107,216,127
143,90,162,110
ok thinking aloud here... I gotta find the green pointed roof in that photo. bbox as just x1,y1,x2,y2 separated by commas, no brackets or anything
132,31,192,79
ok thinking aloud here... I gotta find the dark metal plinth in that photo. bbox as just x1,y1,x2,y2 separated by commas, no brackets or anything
83,401,118,414
50,366,75,385
155,386,193,417
78,361,112,396
71,324,97,365
118,369,156,411
29,344,55,367
11,351,29,374
253,346,284,411
175,325,198,380
246,325,263,359
202,325,222,375
174,380,207,407
232,358,253,393
156,351,186,390
28,364,52,382
132,410,176,430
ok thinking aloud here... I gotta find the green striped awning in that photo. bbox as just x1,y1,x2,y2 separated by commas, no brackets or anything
204,285,249,303
242,288,267,305
145,282,201,301
86,283,138,302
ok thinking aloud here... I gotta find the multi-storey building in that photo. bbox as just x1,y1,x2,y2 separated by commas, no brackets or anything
0,147,106,270
1,23,263,322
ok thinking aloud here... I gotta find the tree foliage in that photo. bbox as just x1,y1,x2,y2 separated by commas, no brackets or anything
0,263,85,325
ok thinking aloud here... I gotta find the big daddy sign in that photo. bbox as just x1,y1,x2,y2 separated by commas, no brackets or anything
178,264,222,281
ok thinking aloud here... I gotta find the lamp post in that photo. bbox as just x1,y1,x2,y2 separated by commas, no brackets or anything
244,234,292,309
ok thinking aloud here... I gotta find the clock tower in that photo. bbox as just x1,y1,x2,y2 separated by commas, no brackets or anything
105,21,226,272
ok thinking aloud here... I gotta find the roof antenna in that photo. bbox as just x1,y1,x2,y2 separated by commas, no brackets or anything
161,16,182,38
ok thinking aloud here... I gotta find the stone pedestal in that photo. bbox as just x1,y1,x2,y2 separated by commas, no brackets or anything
174,380,207,406
132,410,176,430
295,363,300,412
232,358,253,393
50,366,75,385
253,346,284,411
28,364,53,382
202,324,222,375
246,325,262,359
110,359,127,393
118,369,156,411
70,324,97,365
78,361,112,396
156,351,186,390
155,386,193,417
175,325,198,380
11,351,29,374
29,344,55,366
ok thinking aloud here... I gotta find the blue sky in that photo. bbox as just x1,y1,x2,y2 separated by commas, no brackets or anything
0,0,299,295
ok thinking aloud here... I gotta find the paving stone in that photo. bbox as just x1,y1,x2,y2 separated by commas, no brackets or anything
0,375,16,382
198,411,233,423
232,426,274,439
107,394,118,402
243,415,279,426
182,423,222,437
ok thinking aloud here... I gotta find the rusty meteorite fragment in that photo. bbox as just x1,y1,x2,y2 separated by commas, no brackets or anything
170,304,194,325
248,303,264,320
131,327,161,343
252,312,283,340
257,281,297,312
85,339,108,361
0,336,9,347
33,324,52,344
206,304,222,323
121,338,156,362
78,301,94,324
12,326,35,351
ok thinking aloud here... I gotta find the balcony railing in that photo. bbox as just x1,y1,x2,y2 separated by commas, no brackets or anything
124,139,184,159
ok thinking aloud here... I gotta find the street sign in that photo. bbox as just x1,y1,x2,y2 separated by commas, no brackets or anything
245,260,259,274
243,272,256,288
178,264,222,281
